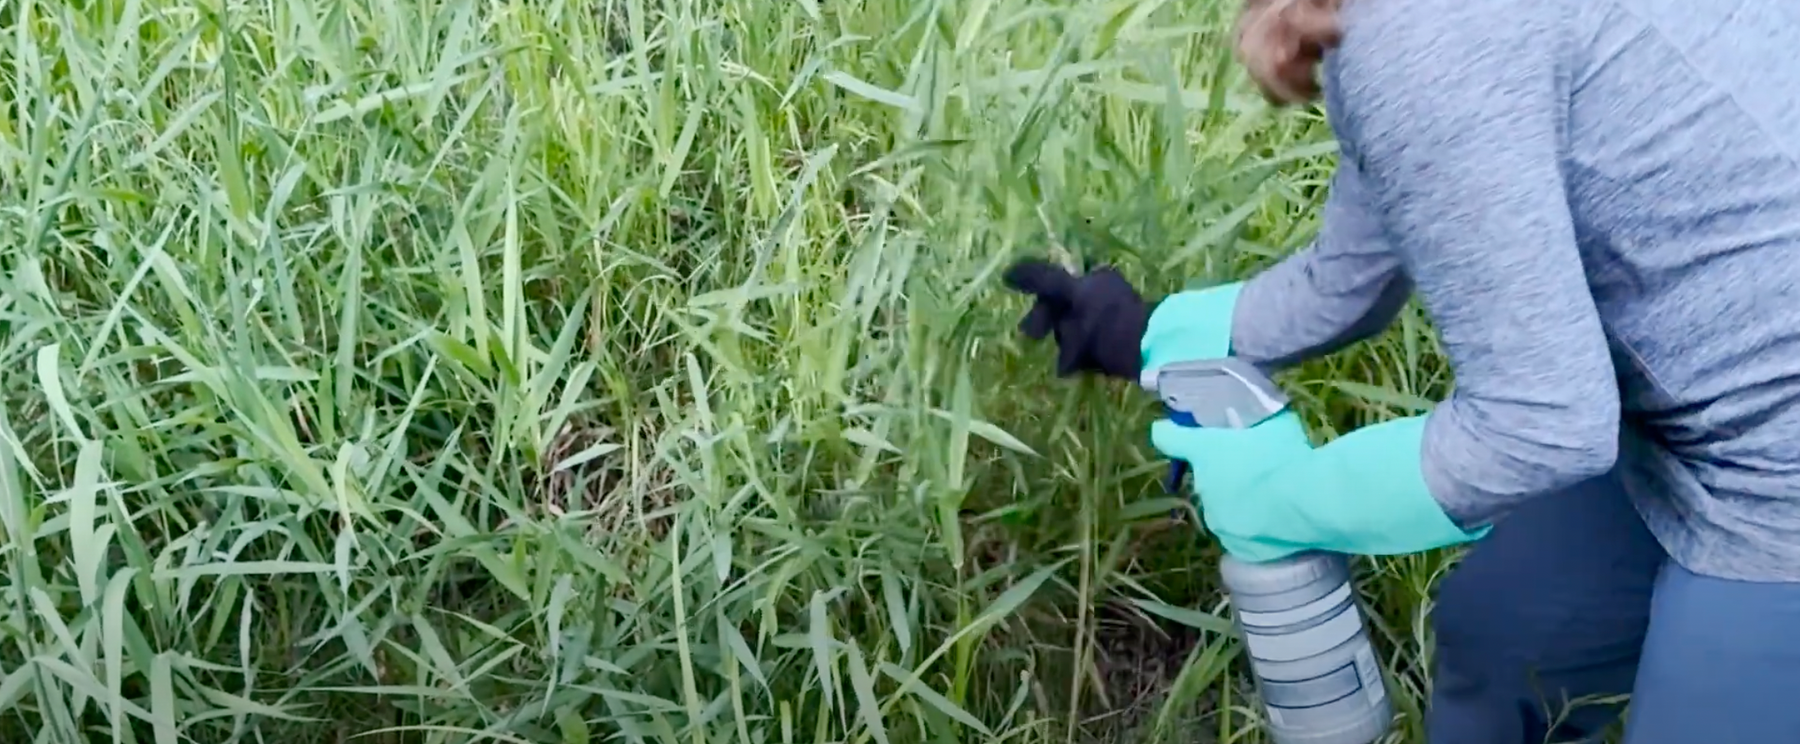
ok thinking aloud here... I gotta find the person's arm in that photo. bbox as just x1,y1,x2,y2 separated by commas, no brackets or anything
1229,156,1414,370
1318,0,1618,528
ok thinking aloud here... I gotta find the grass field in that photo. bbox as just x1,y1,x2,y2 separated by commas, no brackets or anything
0,0,1481,741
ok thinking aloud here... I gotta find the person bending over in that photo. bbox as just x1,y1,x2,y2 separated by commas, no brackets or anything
1007,0,1800,741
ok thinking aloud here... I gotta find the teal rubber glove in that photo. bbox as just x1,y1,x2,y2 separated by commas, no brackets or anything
1152,415,1489,562
1141,284,1488,562
1140,282,1245,367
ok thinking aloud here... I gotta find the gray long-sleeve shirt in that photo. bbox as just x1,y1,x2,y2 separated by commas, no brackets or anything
1229,0,1800,582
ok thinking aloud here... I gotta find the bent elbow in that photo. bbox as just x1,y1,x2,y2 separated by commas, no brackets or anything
1543,386,1622,485
1424,393,1620,518
1551,415,1619,486
1510,396,1621,493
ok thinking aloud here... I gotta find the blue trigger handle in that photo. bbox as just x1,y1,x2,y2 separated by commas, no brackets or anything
1141,358,1289,499
1163,459,1190,495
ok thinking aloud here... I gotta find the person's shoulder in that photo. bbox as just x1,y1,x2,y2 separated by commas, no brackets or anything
1327,0,1568,120
1333,0,1566,74
1322,0,1575,189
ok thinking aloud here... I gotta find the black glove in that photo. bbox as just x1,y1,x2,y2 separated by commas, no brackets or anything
1002,259,1151,380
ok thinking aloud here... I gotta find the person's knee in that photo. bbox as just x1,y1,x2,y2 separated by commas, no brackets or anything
1425,471,1660,742
1428,473,1660,672
1430,600,1634,736
1430,580,1642,743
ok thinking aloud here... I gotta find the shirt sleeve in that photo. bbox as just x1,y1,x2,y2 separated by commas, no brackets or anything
1331,0,1620,527
1230,156,1413,370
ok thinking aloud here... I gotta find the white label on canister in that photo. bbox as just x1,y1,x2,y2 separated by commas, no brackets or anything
1354,646,1386,706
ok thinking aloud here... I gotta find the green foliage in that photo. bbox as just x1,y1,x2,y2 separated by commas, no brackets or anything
0,0,1471,742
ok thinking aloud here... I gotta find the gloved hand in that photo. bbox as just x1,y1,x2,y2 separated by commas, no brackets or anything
1152,416,1487,562
1002,259,1150,380
1138,281,1245,371
1143,285,1488,562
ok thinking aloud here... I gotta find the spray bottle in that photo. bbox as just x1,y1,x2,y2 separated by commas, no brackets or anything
1139,358,1392,744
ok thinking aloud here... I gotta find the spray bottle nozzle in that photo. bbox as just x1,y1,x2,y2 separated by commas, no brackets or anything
1140,358,1290,502
1138,358,1289,429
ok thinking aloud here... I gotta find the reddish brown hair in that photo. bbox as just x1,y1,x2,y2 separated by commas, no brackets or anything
1236,0,1343,105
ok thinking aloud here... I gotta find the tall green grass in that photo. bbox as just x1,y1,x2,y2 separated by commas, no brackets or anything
0,0,1468,741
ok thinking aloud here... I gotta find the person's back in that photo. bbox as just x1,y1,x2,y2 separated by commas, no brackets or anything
1007,0,1800,737
1558,0,1800,580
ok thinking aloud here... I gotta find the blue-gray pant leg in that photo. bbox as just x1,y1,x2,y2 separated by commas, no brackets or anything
1621,562,1800,743
1426,470,1665,744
